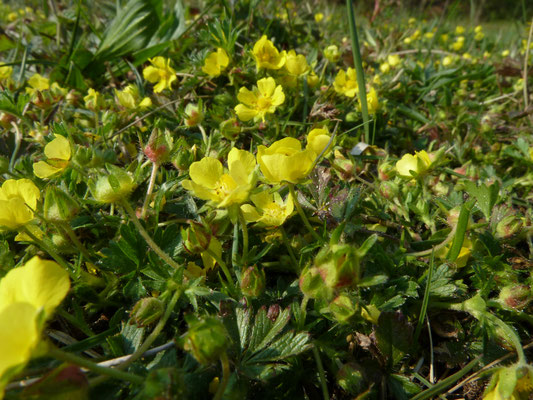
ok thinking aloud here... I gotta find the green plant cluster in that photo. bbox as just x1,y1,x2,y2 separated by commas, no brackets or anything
0,0,532,399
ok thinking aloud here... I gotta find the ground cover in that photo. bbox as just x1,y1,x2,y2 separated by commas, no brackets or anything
0,0,533,398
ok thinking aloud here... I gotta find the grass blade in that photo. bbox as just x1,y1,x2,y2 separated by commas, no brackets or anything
446,199,475,262
346,0,370,143
414,251,434,344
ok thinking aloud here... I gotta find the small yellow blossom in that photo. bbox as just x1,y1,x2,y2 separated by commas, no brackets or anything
442,56,454,66
333,68,358,97
25,73,50,95
33,135,71,179
202,48,229,77
257,137,316,184
474,25,484,41
364,87,379,114
451,36,465,51
0,179,40,230
182,148,256,208
324,45,340,63
252,35,286,70
306,127,333,157
235,77,285,122
380,62,391,74
395,150,432,178
424,32,435,39
284,50,310,77
0,65,13,81
115,84,151,109
387,54,401,67
241,190,294,228
84,88,103,110
314,13,324,23
501,49,510,57
143,57,177,93
455,25,465,34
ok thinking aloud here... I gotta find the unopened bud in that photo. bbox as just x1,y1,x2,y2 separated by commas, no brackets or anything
182,315,229,365
240,266,266,297
498,285,531,310
219,117,241,141
44,186,80,222
181,222,211,254
90,165,136,204
329,294,356,323
131,297,164,327
184,103,204,127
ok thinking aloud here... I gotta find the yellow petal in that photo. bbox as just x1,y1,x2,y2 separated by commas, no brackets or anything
257,77,276,97
181,179,218,202
235,104,258,122
395,154,419,177
237,87,257,106
271,85,285,106
227,148,256,184
188,157,223,189
44,135,71,161
240,204,261,223
216,48,229,67
0,198,34,229
0,179,40,210
306,128,332,156
33,161,64,179
0,256,70,316
143,65,160,83
0,302,40,386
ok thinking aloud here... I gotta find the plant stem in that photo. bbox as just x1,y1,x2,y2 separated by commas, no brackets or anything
213,352,230,400
118,288,182,370
59,222,93,261
280,226,298,270
238,209,249,266
9,122,22,172
120,199,182,271
288,184,323,243
47,347,144,385
140,162,159,219
22,226,72,275
206,248,237,295
312,345,329,400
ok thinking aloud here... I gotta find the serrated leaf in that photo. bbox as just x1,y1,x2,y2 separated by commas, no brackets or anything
237,307,252,351
464,181,499,220
247,331,311,363
247,308,290,354
375,311,413,367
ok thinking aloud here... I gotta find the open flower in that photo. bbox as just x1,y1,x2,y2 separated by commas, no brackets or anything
33,135,71,179
280,50,310,87
235,77,285,122
257,137,316,184
182,148,256,208
395,150,432,178
362,87,379,114
0,179,40,230
0,257,70,398
333,68,358,97
115,84,152,109
252,35,286,70
202,48,229,77
25,73,50,95
306,127,333,157
241,189,294,228
143,57,177,93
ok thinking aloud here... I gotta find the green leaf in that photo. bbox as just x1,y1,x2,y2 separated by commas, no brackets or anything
375,311,413,368
247,331,311,363
446,199,475,262
247,307,290,354
464,181,499,220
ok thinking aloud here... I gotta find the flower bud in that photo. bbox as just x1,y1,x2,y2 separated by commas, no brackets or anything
337,363,364,394
379,181,399,199
144,129,172,164
324,45,341,63
181,222,212,254
184,103,204,127
182,315,229,365
240,266,266,297
90,165,136,204
316,244,360,289
498,285,531,310
131,297,165,327
329,294,356,323
44,186,80,222
219,117,241,141
495,215,523,239
299,264,334,301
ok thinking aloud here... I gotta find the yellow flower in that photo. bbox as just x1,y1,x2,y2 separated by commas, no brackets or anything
0,257,69,397
241,190,294,228
115,84,151,109
501,49,510,57
0,179,40,230
235,77,285,122
395,150,432,178
437,238,472,268
84,88,103,110
0,65,13,81
284,50,310,76
25,74,50,95
314,13,324,23
324,45,340,63
380,62,391,73
442,56,454,66
257,137,316,184
455,25,465,34
33,135,71,179
387,54,401,67
306,127,333,157
333,68,358,97
202,48,229,77
364,87,379,114
182,148,256,208
252,35,286,70
451,36,465,51
143,57,177,93
483,364,533,400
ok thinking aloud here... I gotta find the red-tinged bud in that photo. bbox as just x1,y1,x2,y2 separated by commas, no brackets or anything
499,285,531,310
131,297,165,327
240,266,266,297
